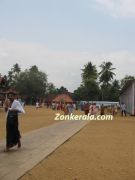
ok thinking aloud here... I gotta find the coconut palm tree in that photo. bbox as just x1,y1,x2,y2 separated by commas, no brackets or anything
99,61,116,85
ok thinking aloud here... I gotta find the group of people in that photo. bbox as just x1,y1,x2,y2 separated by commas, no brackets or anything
36,100,127,117
2,98,128,152
83,103,120,116
62,103,77,115
3,95,25,152
83,103,100,115
50,102,76,115
35,101,77,115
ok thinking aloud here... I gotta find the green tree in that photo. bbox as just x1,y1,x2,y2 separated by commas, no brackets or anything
120,75,135,89
74,62,100,101
0,74,8,90
74,85,87,101
99,61,116,100
46,83,58,95
14,65,47,104
11,63,21,75
99,61,116,85
7,63,21,87
109,80,120,101
57,86,68,94
82,62,98,85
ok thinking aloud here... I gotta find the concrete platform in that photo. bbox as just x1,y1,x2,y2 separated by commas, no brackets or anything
0,120,88,180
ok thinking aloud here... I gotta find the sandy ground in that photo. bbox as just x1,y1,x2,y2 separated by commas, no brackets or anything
20,115,135,180
0,106,62,140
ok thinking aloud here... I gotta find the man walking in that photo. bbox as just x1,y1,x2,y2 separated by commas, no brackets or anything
121,102,126,117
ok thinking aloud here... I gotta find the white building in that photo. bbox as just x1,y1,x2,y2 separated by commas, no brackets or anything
120,80,135,115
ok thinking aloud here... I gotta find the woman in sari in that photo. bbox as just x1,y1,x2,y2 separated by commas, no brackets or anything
5,94,25,152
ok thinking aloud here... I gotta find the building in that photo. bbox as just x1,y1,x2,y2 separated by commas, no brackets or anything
4,89,18,99
0,89,18,107
52,93,73,103
120,80,135,115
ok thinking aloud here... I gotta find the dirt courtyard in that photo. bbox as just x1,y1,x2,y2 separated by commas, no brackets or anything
1,107,135,180
21,115,135,180
0,106,61,140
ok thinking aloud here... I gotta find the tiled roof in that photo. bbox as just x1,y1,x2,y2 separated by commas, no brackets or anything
52,93,73,103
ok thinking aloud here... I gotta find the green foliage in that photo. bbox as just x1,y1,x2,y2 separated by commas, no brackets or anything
56,86,68,94
74,61,122,101
100,80,120,101
46,83,58,95
74,62,100,101
99,61,116,100
99,61,116,85
46,84,68,96
81,62,98,85
110,80,120,101
5,64,48,104
74,85,87,101
0,75,8,90
7,63,21,87
14,66,47,98
120,75,135,89
2,61,134,103
4,63,69,104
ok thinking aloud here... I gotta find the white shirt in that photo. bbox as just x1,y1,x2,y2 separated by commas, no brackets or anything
121,104,126,111
10,99,25,113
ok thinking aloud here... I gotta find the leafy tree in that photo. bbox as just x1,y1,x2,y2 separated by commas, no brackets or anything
74,85,87,101
0,74,8,90
57,86,68,94
100,79,120,101
81,62,98,85
29,65,38,72
7,63,21,87
74,62,100,101
120,75,135,89
100,84,111,101
11,63,21,75
14,65,47,104
74,83,100,101
46,83,58,95
109,80,120,101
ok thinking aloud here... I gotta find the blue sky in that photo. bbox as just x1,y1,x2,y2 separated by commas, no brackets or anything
0,0,135,91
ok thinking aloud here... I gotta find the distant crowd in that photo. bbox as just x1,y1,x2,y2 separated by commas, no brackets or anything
36,101,77,115
0,98,127,117
35,101,127,117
